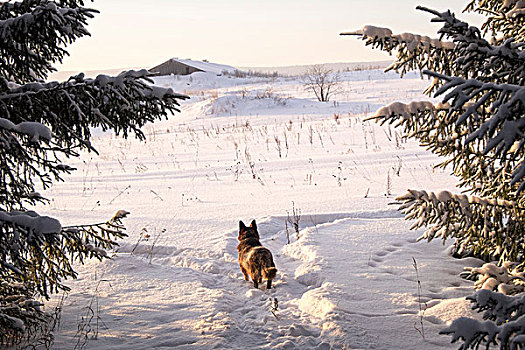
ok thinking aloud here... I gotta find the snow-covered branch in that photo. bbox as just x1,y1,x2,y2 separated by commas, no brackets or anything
340,25,455,80
342,6,525,91
468,288,525,323
1,69,188,150
464,0,525,42
396,189,525,263
441,310,525,349
368,100,508,199
418,6,525,86
0,209,128,298
426,70,525,192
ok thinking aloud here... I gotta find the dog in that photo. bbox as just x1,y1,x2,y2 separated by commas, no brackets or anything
237,220,277,289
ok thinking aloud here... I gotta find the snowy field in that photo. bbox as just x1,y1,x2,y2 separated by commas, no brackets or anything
40,69,484,349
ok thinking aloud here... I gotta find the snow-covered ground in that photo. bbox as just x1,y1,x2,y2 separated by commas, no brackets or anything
41,69,483,349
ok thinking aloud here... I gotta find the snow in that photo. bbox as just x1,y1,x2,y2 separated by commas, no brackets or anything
39,68,484,349
371,100,435,124
342,25,393,39
0,117,53,142
2,315,25,331
14,122,53,142
393,33,455,51
464,262,525,295
0,210,61,235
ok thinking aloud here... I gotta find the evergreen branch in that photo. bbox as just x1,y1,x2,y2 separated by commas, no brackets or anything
397,189,525,263
425,70,525,191
0,70,189,153
0,210,129,299
464,0,525,42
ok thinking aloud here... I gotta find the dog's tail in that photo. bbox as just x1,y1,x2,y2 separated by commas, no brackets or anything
263,266,277,280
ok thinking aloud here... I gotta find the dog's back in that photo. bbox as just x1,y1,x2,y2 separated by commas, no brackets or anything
237,220,277,289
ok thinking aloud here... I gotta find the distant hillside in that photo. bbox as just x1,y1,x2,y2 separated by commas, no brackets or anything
239,60,393,76
47,60,393,81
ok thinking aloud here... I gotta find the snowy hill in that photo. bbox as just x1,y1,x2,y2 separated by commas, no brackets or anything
41,68,482,349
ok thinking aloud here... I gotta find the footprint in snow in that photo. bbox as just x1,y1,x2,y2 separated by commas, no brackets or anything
374,250,389,257
371,256,383,263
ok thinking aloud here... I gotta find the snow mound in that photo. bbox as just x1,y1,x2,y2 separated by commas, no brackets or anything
424,298,478,325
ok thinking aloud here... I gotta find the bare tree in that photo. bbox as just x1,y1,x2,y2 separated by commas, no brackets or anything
302,64,341,102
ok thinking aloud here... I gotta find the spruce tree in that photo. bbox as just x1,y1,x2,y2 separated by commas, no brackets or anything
342,1,525,267
0,0,187,346
342,1,525,348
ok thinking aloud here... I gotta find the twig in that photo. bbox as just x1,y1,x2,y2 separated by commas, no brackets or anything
269,297,280,320
108,185,131,205
412,257,426,340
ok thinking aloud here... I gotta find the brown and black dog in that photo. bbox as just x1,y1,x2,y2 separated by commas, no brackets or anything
237,220,277,289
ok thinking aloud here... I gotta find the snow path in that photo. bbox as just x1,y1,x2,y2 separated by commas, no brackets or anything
42,70,481,349
53,211,478,349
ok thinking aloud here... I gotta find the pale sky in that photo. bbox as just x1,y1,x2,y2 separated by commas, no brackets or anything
55,1,482,72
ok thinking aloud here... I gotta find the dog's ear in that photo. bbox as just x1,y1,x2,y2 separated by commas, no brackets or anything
239,220,246,231
250,219,257,230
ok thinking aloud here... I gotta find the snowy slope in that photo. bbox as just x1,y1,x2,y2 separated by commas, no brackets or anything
40,69,482,349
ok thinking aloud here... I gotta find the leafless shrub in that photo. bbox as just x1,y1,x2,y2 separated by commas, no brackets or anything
286,202,301,241
222,69,284,79
244,147,265,186
302,65,342,102
256,87,274,99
